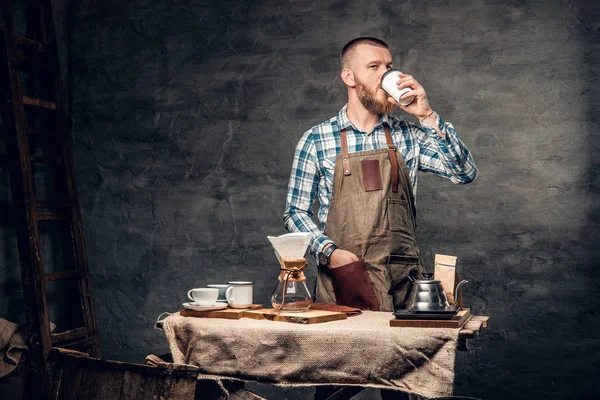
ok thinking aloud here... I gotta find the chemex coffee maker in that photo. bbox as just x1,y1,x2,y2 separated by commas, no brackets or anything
267,232,313,313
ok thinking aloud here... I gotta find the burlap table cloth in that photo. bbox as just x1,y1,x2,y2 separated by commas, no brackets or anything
162,311,459,398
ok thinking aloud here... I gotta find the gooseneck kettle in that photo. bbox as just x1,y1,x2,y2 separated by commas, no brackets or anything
405,273,468,312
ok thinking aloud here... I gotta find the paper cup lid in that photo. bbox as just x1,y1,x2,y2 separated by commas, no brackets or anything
381,68,403,85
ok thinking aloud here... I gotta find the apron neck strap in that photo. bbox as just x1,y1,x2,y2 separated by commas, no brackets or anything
339,126,399,193
384,126,399,193
340,129,351,176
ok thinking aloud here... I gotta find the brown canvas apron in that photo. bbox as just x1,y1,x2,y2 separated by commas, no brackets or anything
316,125,423,312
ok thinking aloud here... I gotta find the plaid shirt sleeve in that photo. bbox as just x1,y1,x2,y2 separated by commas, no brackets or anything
283,130,334,257
414,113,478,184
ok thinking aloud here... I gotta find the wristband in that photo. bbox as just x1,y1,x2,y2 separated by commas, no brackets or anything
419,110,435,123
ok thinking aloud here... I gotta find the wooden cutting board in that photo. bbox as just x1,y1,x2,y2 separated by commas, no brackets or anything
180,304,263,319
243,308,347,324
389,308,472,328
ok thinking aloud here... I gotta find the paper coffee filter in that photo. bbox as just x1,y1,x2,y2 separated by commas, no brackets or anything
267,232,312,260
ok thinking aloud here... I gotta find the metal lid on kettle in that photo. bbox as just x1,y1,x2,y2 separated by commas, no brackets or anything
408,273,441,284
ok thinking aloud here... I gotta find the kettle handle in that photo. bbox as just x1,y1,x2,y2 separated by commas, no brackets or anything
388,273,416,295
451,280,469,308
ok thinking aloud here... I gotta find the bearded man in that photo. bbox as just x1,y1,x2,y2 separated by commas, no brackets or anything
283,37,477,315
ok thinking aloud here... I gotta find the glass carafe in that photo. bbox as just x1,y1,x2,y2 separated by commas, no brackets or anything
271,259,312,312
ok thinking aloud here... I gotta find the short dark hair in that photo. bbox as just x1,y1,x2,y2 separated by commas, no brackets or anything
340,37,389,68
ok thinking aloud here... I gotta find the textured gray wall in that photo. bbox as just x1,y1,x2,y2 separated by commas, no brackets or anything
1,0,599,399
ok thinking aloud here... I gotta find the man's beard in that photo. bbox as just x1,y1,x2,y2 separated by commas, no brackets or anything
355,76,396,115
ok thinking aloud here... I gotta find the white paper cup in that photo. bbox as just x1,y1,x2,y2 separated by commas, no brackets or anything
381,69,415,106
187,288,219,306
225,281,253,308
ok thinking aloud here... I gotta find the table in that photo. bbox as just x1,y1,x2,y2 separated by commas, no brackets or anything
160,310,488,399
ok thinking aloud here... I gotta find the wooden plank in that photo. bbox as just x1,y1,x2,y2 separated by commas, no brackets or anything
44,270,86,282
51,327,88,344
471,315,489,328
164,373,201,400
16,35,45,53
22,95,56,110
119,370,144,400
458,318,484,339
36,211,70,220
243,308,347,324
54,347,89,357
56,361,84,400
389,308,471,329
91,369,124,400
180,304,263,319
76,365,123,400
136,372,162,400
56,337,99,354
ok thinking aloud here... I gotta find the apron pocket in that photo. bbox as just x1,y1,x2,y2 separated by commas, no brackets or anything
361,159,383,191
387,197,410,232
386,254,420,310
329,259,379,311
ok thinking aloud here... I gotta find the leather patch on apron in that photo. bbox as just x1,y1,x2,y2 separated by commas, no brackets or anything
361,159,383,191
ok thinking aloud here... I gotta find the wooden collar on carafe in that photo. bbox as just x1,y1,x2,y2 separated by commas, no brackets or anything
340,125,399,192
279,258,308,282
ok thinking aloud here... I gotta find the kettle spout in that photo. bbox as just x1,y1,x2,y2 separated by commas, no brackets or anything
451,280,469,308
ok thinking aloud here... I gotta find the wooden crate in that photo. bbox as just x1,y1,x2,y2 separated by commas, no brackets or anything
42,348,199,400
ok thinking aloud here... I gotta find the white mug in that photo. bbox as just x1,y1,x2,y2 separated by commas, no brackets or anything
187,288,219,306
225,281,253,308
207,284,229,302
380,69,415,106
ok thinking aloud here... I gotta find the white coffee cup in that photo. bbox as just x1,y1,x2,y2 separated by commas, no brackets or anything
187,288,219,306
225,281,253,309
381,69,415,106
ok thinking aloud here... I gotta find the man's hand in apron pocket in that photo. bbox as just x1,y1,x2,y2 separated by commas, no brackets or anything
329,248,359,269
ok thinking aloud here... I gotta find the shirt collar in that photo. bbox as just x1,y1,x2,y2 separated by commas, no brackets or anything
337,104,390,134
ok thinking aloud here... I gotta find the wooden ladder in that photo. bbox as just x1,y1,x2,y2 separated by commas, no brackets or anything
0,0,100,390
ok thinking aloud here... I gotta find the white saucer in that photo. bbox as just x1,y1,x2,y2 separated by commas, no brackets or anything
183,302,228,311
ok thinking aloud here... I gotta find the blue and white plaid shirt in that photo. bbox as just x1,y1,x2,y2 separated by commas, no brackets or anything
283,104,477,257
